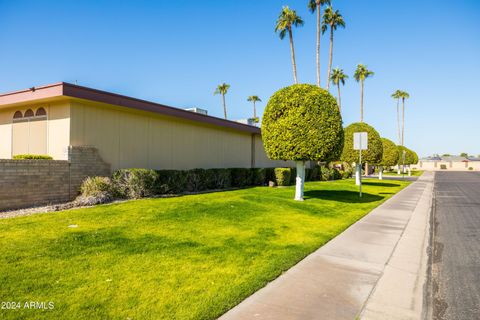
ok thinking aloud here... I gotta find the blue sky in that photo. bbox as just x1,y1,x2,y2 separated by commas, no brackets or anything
1,0,479,157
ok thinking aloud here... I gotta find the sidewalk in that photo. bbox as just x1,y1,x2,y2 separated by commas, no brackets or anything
219,172,434,320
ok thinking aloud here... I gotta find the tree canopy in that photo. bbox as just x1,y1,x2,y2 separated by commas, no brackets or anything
397,146,418,165
275,6,304,40
341,122,383,164
262,84,343,161
379,138,399,166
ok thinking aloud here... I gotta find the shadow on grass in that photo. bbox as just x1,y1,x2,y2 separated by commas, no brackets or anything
362,182,400,187
303,190,384,203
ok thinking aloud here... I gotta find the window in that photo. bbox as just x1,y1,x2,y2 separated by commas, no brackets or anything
24,109,34,117
35,108,47,117
11,107,48,157
13,111,23,119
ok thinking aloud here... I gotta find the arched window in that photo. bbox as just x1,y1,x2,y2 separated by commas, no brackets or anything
13,111,23,119
24,109,34,117
35,107,47,117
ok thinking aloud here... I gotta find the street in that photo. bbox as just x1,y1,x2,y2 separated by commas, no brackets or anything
432,172,480,319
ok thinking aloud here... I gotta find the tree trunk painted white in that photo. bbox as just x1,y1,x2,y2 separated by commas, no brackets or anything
408,166,412,176
355,164,361,186
294,161,305,201
379,166,384,180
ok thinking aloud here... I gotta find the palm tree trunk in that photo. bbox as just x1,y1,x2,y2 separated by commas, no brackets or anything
222,94,227,119
402,97,405,146
316,4,321,87
326,27,334,91
337,83,341,113
288,28,298,84
360,80,364,122
396,99,401,145
253,101,257,119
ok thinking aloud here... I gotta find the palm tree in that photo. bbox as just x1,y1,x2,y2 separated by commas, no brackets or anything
354,64,374,122
330,68,348,113
322,6,345,91
391,90,402,145
247,95,261,120
399,90,410,146
214,83,230,119
275,6,304,84
308,0,330,87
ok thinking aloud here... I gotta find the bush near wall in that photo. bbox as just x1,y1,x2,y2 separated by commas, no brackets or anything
81,165,346,201
12,154,53,160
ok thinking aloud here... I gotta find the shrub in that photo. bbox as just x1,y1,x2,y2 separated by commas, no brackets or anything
264,168,276,185
77,176,115,205
185,169,208,192
204,169,232,190
331,168,342,180
156,170,188,194
113,169,159,199
274,168,292,186
231,168,252,187
251,168,267,186
13,154,53,160
340,169,353,179
305,166,320,181
440,164,447,170
468,167,474,171
320,167,332,181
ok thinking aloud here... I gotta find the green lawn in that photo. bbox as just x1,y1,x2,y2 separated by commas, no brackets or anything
383,170,424,177
0,179,409,320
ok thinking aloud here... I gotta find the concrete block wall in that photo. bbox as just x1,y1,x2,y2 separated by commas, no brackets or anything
0,146,111,212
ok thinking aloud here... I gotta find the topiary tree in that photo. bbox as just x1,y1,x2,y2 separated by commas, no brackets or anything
378,138,398,180
341,122,383,185
397,145,417,174
262,84,344,200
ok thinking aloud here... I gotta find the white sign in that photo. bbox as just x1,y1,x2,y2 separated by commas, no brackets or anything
353,132,368,150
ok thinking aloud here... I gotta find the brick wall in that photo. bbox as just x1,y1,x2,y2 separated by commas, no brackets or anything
0,146,111,212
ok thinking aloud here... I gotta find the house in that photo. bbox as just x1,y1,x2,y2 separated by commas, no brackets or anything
0,82,290,171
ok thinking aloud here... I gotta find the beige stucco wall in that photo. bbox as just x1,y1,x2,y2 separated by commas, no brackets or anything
69,100,290,171
0,102,70,160
417,161,480,171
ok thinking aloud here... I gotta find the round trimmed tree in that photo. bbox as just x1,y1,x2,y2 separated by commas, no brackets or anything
378,138,398,180
397,145,415,174
341,122,383,184
262,84,344,200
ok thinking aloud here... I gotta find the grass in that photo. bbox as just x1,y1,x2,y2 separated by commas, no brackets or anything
383,170,424,177
0,178,410,320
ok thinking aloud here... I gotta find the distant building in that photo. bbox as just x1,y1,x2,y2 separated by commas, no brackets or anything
418,155,479,171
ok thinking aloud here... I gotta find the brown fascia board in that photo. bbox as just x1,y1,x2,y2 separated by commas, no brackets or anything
0,82,261,134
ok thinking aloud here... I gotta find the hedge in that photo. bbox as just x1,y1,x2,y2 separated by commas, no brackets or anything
81,165,347,201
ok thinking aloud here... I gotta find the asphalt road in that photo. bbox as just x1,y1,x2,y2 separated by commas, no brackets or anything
432,172,480,320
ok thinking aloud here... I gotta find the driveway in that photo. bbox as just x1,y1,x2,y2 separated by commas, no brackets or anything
432,172,480,319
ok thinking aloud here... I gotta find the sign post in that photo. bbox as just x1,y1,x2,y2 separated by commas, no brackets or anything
353,132,368,198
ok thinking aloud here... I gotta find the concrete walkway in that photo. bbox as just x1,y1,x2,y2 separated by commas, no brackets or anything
220,172,434,320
